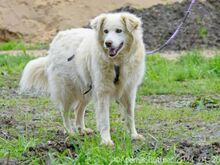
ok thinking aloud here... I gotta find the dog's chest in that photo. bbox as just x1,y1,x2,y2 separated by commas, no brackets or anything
93,59,140,97
105,64,133,92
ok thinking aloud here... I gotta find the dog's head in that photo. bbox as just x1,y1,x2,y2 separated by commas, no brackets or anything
90,13,142,59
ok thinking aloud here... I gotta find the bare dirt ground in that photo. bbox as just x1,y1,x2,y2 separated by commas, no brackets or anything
142,94,220,109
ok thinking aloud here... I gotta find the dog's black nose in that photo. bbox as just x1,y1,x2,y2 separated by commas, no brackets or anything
105,41,112,48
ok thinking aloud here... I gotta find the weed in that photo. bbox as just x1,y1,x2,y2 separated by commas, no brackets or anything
198,26,208,39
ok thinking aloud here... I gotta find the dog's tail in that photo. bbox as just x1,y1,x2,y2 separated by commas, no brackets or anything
20,56,49,92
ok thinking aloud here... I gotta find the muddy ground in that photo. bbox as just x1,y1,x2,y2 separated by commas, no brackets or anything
0,87,220,164
142,94,220,109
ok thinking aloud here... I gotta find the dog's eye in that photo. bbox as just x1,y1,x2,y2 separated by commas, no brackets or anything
116,29,122,33
104,29,109,34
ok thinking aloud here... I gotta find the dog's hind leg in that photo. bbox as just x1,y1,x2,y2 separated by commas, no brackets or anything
75,100,93,135
59,100,75,135
48,74,76,135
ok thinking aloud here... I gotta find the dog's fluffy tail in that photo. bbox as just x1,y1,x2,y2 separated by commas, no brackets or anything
20,56,48,92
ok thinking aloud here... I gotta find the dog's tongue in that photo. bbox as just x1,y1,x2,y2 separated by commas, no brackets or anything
109,48,117,56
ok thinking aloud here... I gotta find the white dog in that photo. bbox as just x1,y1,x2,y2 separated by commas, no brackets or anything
20,12,146,146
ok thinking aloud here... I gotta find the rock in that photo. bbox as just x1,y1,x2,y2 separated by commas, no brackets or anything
0,29,21,42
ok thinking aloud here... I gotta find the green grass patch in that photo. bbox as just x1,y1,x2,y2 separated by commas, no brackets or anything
0,136,37,160
139,50,220,95
1,50,220,93
1,100,219,164
0,55,33,87
0,41,48,51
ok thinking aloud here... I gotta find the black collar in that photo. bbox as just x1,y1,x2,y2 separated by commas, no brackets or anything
113,65,120,84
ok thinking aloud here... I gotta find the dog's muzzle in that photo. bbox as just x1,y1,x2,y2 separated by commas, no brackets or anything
107,42,124,57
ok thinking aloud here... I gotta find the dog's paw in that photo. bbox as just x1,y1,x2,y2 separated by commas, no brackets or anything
101,139,114,146
131,134,145,141
79,128,94,135
64,128,76,137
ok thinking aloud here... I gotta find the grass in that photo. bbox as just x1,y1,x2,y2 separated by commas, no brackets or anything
0,50,220,164
139,50,220,95
0,55,33,87
0,41,48,51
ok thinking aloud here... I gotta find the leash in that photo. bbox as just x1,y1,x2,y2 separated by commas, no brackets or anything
145,0,196,55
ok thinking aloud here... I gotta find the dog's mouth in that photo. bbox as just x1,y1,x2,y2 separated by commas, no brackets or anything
108,42,124,57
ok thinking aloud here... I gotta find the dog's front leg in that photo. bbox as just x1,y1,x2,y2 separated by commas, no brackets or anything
120,87,144,140
95,95,114,146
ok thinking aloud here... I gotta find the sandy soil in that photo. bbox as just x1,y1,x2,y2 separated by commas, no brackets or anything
0,0,180,42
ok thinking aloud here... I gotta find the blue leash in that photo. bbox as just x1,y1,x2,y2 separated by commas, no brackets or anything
145,0,196,55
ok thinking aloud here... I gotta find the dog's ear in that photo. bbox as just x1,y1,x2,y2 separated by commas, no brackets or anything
121,13,141,33
90,14,106,31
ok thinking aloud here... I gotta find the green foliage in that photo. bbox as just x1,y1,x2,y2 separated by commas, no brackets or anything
0,41,48,51
198,26,208,39
191,95,219,110
0,136,37,159
208,55,220,76
0,55,33,87
139,50,220,95
195,16,208,39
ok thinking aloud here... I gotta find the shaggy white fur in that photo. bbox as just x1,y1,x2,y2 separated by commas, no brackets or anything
20,12,146,146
